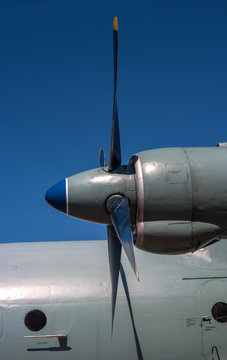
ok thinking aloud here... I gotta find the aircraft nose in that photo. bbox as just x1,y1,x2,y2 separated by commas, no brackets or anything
45,179,67,214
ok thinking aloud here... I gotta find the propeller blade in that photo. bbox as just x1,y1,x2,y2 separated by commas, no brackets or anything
120,264,144,360
109,16,121,172
107,224,122,331
109,195,139,280
99,148,106,167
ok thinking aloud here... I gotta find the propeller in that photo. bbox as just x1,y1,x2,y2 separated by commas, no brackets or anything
109,16,121,172
103,17,139,333
107,195,139,281
120,264,144,360
46,16,142,358
108,225,143,359
107,224,121,332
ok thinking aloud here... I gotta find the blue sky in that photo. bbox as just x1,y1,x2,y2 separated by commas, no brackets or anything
1,0,227,243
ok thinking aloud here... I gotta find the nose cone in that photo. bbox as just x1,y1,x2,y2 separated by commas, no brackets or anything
45,179,67,214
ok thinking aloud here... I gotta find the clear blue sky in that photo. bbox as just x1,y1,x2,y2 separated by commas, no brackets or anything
1,0,227,243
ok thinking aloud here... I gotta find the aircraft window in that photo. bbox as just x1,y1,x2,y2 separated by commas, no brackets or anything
211,302,227,323
24,310,47,331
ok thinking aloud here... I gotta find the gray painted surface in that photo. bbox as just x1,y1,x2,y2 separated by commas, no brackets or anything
133,147,227,253
68,167,136,224
0,240,226,359
65,147,227,256
135,147,227,226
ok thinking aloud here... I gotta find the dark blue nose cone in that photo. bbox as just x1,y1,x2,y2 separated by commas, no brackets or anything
45,179,67,213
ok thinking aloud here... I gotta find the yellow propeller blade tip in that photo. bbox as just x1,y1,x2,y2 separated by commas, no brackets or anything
113,17,118,31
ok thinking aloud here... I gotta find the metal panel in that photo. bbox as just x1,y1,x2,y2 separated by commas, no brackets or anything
198,280,227,360
135,148,192,222
185,147,227,227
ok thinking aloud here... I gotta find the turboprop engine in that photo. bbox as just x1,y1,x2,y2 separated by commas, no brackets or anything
45,18,227,336
46,146,227,256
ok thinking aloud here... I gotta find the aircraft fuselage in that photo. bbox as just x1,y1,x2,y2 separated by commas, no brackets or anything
0,240,226,360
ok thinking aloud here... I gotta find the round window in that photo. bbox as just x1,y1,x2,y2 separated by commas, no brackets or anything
24,310,47,331
211,302,227,323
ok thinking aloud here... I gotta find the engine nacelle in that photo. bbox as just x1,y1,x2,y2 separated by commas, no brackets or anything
131,147,227,254
133,220,222,254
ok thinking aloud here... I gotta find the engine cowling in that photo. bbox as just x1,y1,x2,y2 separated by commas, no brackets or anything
133,220,221,254
131,147,227,254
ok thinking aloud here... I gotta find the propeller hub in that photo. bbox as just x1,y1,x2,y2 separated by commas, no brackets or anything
66,167,136,224
45,179,67,214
